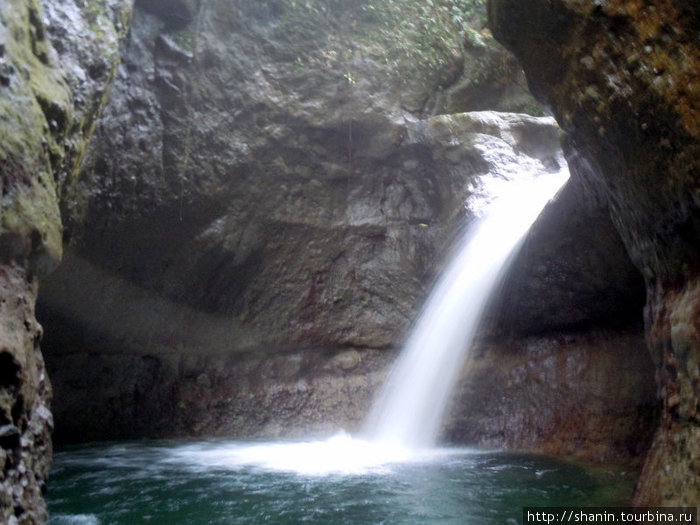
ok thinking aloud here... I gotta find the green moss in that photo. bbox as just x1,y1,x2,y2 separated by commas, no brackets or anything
55,0,133,214
86,1,107,36
253,0,486,86
361,0,487,79
0,0,73,266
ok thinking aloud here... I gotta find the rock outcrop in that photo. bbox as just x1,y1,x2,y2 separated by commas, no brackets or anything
489,0,700,505
37,0,652,470
446,330,657,464
0,0,132,521
0,0,674,518
39,104,583,443
36,1,545,443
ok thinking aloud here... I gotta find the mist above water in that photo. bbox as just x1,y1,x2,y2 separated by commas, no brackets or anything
168,432,468,476
47,164,598,525
161,166,570,477
48,439,633,525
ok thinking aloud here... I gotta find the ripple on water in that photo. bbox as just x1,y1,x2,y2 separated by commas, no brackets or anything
48,514,100,525
47,438,636,525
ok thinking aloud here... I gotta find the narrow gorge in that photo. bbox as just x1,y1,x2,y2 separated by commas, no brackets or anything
0,0,697,522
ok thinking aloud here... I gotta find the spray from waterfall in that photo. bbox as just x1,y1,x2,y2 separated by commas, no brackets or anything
167,164,570,476
364,167,569,449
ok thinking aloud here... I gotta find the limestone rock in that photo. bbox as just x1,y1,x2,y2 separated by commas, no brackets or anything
38,1,650,455
40,108,576,443
0,0,132,520
489,175,646,335
0,0,674,517
489,0,700,504
445,330,657,464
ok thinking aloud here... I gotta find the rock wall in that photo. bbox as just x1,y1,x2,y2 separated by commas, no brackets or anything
39,105,590,444
53,1,539,353
37,1,546,445
0,0,671,518
37,0,654,462
446,330,657,464
487,174,646,335
0,0,132,521
489,0,699,505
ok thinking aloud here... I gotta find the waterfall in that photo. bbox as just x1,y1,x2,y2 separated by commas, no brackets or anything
162,163,570,477
364,168,570,449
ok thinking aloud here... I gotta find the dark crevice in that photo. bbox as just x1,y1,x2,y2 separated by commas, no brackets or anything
0,351,21,389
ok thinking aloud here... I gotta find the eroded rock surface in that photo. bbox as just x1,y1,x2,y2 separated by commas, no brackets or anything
488,175,646,335
0,0,132,521
0,0,671,517
489,0,700,505
40,106,584,443
34,2,654,469
446,330,657,464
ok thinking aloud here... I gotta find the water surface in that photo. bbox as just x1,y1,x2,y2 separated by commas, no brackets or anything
48,437,634,525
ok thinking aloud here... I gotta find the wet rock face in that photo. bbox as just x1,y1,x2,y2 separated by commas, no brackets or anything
44,343,394,444
46,1,551,359
489,175,646,335
446,330,658,464
488,1,700,284
0,0,132,520
0,268,52,525
37,1,652,455
0,0,661,518
638,277,700,505
489,0,699,505
40,100,586,443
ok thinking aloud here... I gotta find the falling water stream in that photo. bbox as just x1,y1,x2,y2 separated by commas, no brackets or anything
47,166,637,524
365,169,569,448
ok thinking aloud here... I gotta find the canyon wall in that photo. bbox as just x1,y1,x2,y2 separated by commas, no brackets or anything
0,0,680,519
37,1,650,463
0,0,133,521
37,0,544,443
489,0,699,505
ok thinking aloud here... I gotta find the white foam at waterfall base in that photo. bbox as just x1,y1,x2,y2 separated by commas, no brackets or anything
364,167,570,449
167,432,472,476
167,167,569,476
48,514,100,525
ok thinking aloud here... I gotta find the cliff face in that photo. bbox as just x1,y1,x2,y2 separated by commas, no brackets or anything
446,330,657,463
53,0,539,354
36,1,540,441
0,0,672,518
0,0,132,521
33,0,654,459
489,0,699,505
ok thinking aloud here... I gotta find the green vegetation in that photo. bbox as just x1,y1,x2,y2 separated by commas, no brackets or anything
235,0,543,114
86,1,106,35
361,0,487,75
250,0,487,84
